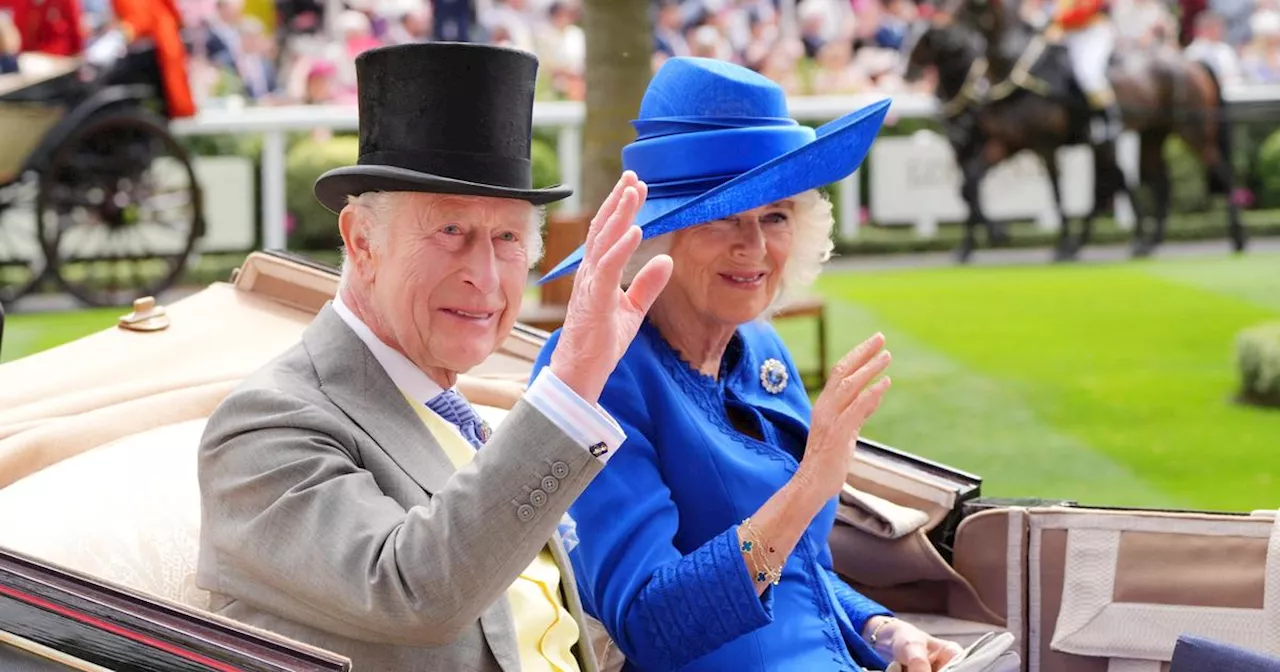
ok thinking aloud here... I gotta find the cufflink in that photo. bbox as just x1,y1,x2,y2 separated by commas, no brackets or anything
589,442,609,458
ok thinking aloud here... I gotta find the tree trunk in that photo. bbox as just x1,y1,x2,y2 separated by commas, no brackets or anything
580,0,652,214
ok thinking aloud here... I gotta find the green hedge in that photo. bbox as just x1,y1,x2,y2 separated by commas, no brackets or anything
1255,130,1280,210
1237,322,1280,408
284,133,358,251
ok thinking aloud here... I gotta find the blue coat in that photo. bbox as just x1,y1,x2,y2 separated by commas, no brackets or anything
532,319,894,671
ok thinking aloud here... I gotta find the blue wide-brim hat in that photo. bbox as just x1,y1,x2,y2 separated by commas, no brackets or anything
537,57,891,284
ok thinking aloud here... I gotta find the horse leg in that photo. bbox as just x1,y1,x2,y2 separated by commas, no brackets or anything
1199,127,1249,254
1093,138,1146,257
1189,62,1249,254
1078,146,1115,259
1134,129,1169,258
1037,150,1074,261
956,152,990,263
1218,159,1248,253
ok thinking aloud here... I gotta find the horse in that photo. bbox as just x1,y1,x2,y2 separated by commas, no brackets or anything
901,20,1073,261
947,0,1247,256
901,19,1083,261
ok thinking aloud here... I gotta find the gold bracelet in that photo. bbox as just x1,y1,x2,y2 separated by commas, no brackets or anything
739,518,784,585
869,617,897,646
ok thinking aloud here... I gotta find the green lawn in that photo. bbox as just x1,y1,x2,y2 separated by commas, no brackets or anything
0,307,123,364
5,251,1278,513
775,252,1280,513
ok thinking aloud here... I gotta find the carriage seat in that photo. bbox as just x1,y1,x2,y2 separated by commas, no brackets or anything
0,52,80,96
0,417,214,610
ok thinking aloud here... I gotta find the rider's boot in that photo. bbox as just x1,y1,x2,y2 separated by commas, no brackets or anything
1086,88,1123,145
1085,87,1123,213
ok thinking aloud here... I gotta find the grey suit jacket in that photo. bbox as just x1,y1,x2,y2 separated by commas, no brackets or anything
195,305,603,672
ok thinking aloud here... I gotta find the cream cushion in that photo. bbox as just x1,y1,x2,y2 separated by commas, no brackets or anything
0,418,212,610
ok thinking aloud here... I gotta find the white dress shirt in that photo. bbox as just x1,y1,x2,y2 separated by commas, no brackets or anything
331,294,625,464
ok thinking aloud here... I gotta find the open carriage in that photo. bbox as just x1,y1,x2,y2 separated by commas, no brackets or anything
0,40,204,308
0,250,1275,671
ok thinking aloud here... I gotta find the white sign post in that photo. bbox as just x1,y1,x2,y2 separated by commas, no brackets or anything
869,130,1102,233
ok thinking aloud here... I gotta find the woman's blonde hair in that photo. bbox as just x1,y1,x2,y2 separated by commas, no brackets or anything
622,188,835,318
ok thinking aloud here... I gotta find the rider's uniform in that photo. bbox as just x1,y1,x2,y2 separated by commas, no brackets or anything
109,0,196,118
1053,0,1122,142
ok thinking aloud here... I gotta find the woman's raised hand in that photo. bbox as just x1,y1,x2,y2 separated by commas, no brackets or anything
796,333,892,500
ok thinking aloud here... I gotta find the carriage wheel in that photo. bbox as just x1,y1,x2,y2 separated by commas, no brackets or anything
0,172,52,307
39,108,204,308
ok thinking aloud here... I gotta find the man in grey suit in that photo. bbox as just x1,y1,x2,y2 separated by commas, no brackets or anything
195,42,673,672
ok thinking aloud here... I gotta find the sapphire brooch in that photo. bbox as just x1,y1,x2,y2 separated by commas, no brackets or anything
760,358,788,394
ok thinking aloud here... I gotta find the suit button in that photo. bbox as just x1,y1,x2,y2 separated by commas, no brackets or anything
530,489,547,507
541,475,559,493
516,504,535,522
551,461,570,479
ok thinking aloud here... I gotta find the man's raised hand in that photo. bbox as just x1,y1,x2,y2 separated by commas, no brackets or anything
549,171,673,404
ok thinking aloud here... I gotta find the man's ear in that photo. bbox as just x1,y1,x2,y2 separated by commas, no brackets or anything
338,205,378,282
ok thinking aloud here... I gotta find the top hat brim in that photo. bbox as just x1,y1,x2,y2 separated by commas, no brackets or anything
537,98,892,285
314,164,573,214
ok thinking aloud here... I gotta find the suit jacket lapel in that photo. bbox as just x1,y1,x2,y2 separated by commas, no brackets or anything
302,304,456,494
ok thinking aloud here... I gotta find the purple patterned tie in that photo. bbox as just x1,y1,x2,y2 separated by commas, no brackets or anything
425,389,486,449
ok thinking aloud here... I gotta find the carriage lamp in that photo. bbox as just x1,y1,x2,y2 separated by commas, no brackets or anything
117,296,170,332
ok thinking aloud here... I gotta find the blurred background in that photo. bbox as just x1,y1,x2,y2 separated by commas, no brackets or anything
0,0,1277,513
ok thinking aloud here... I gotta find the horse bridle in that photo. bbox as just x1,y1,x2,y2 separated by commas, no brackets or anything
986,33,1052,101
900,18,989,118
941,56,990,117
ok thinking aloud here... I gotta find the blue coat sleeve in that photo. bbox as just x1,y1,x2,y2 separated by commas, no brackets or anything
532,334,775,670
827,567,894,637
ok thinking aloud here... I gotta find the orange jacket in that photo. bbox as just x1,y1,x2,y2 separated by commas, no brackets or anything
111,0,195,117
1055,0,1107,30
0,0,84,56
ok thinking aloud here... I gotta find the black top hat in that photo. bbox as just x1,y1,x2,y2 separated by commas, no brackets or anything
313,42,572,213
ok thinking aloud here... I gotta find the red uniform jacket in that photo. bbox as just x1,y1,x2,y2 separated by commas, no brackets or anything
0,0,84,56
1055,0,1108,30
112,0,195,117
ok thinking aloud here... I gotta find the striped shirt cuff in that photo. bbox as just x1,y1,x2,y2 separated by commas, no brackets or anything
524,368,627,464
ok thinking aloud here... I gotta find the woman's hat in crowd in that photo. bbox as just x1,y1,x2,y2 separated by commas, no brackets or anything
538,56,890,284
313,42,572,214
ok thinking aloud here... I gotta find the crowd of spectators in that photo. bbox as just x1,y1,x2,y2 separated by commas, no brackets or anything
7,0,1280,107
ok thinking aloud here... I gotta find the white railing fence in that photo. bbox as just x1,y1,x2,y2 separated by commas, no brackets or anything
170,85,1280,252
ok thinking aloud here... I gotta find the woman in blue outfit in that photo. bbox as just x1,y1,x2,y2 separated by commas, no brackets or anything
531,57,964,672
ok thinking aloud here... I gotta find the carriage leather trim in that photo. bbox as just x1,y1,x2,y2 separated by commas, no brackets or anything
1114,531,1267,608
1105,659,1161,672
1029,509,1280,667
837,484,931,540
832,520,1005,625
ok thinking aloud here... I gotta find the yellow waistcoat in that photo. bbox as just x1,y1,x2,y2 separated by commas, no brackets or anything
402,392,582,672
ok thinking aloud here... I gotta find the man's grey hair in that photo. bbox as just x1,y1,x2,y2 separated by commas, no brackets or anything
621,188,835,317
337,191,547,288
